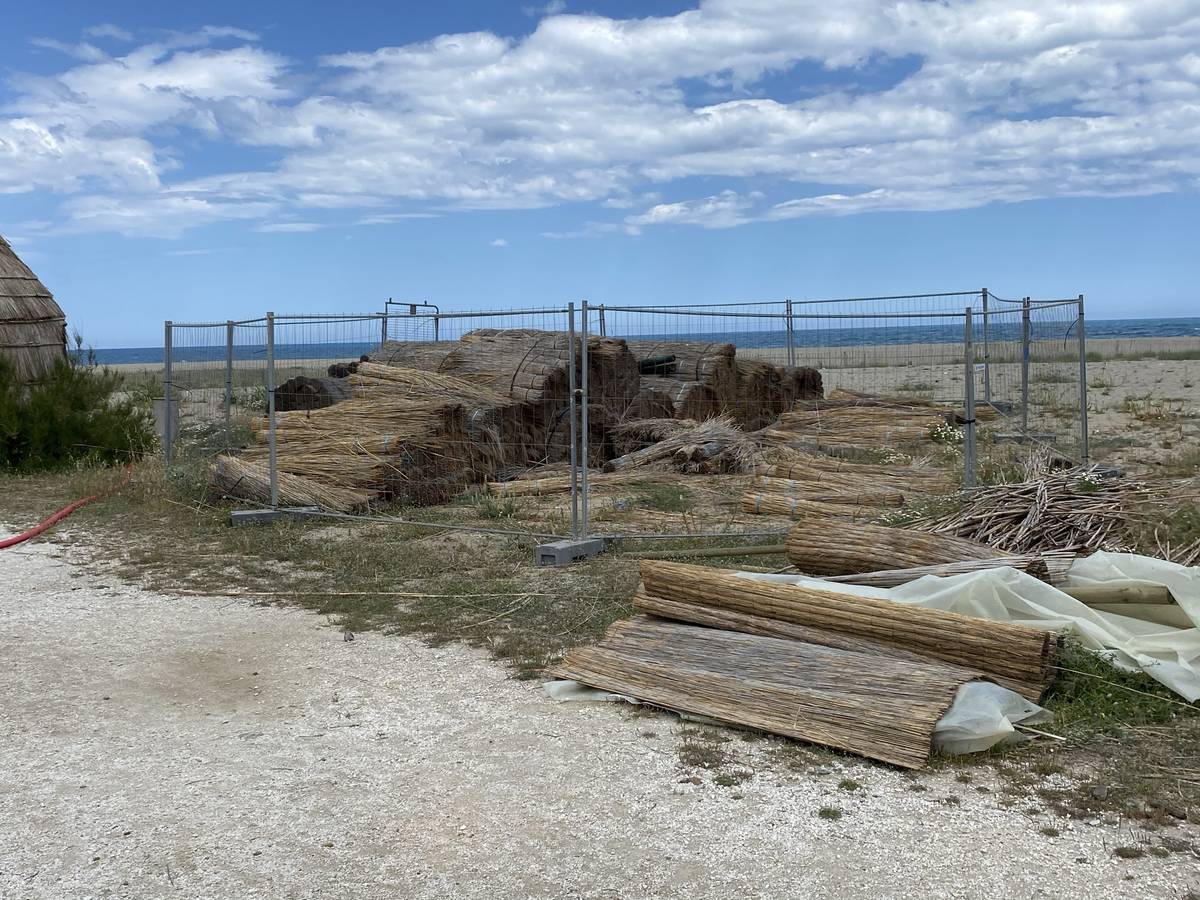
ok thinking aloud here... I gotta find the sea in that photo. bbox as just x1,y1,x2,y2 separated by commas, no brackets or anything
93,316,1200,366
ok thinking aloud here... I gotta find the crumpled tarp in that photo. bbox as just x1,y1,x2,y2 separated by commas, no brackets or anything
738,551,1200,702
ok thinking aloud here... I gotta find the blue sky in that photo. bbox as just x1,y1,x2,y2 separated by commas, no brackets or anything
2,1,1199,347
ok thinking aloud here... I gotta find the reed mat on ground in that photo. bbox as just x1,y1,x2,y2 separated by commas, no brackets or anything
552,614,984,768
638,560,1058,692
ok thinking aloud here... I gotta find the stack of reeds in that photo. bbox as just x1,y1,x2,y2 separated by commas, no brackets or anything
632,376,717,421
912,468,1171,554
605,415,757,474
372,340,460,371
460,329,641,421
758,450,955,496
623,383,678,421
760,402,952,451
232,396,484,506
731,358,778,430
633,561,1057,698
211,455,375,512
784,519,1005,576
555,559,1059,767
487,469,667,497
274,376,353,412
554,615,980,769
627,340,737,409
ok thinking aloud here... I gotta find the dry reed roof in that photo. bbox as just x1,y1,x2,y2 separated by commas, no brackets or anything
0,234,67,384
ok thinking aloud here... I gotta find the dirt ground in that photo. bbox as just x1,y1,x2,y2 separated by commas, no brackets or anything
3,538,1199,899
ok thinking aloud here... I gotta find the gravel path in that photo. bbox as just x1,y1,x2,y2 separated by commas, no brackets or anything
2,538,1197,899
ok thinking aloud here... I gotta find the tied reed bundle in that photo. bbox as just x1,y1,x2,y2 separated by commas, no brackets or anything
757,450,954,496
638,561,1057,693
785,519,1002,575
751,475,906,507
211,455,374,512
741,492,889,520
553,614,987,769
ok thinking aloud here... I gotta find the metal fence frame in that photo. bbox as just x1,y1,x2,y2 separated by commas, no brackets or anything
163,289,1087,544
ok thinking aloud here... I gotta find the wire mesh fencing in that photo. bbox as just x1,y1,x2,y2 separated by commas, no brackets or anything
163,289,1089,547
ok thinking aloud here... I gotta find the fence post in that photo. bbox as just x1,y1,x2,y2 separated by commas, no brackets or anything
1020,298,1031,434
265,312,279,508
163,320,174,467
224,320,234,448
981,287,991,405
580,300,591,539
785,298,796,367
567,303,579,539
1077,294,1089,464
598,304,607,338
379,311,389,345
963,308,977,488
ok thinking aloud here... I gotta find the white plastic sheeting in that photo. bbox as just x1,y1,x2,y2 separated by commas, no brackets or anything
738,551,1200,702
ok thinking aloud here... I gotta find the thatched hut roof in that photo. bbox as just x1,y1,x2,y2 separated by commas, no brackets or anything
0,234,67,385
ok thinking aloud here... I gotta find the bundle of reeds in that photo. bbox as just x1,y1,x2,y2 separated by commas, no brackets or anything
758,450,954,496
372,340,460,371
348,362,511,407
731,358,777,429
211,455,374,512
741,492,889,520
553,615,985,769
751,475,906,507
605,415,757,474
627,340,737,408
912,468,1173,554
785,519,1002,575
624,384,677,422
630,592,1044,701
638,561,1057,694
274,376,353,412
460,329,641,420
637,376,719,421
765,405,947,448
820,549,1078,588
776,365,823,407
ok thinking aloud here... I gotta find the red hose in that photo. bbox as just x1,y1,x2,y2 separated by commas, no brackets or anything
0,463,133,550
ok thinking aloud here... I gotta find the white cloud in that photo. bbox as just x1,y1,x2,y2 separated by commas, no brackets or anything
84,24,134,42
256,222,322,232
4,4,1200,236
491,238,509,246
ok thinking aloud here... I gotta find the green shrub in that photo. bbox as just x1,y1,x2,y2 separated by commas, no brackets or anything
0,357,155,472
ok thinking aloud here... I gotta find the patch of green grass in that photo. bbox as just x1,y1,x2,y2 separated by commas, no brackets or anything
1039,826,1061,837
475,495,520,519
1041,644,1196,736
817,806,842,820
1159,446,1200,478
677,726,734,771
896,381,935,393
713,769,753,787
837,778,861,792
633,483,694,513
